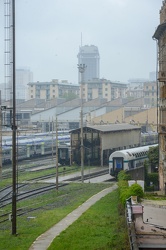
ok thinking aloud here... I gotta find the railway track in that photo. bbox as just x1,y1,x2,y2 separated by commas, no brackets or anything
1,169,111,205
63,169,109,182
0,183,59,208
0,168,113,224
2,157,55,179
0,183,68,224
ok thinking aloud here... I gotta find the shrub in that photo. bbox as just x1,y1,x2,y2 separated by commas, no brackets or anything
118,171,144,206
148,173,159,186
118,170,131,181
120,189,132,206
128,183,144,201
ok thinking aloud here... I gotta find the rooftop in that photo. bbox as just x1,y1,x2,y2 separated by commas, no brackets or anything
70,124,140,133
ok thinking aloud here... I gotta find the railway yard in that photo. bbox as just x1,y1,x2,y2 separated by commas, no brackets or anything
0,158,114,228
1,154,166,249
0,157,122,250
0,132,163,250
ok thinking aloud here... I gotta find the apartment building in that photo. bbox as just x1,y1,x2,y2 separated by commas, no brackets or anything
80,78,127,101
143,81,157,107
28,79,79,100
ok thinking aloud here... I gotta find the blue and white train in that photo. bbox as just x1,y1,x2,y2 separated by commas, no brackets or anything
2,134,71,165
109,144,158,177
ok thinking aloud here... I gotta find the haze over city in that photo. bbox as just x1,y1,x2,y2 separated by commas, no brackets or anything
0,0,162,84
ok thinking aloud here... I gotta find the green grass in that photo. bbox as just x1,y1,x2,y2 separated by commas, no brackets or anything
48,189,129,250
0,165,130,250
0,183,122,250
0,165,78,189
18,165,78,181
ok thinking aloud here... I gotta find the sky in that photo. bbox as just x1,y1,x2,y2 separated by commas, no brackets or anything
0,0,163,84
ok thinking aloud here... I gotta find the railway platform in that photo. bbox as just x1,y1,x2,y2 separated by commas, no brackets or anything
29,184,118,250
41,166,113,184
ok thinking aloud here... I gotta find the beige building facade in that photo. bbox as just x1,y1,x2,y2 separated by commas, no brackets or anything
81,78,127,102
91,107,157,131
28,79,79,100
143,81,157,107
153,1,166,192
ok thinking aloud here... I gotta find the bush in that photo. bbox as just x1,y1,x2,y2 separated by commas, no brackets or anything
120,189,132,206
118,170,131,181
148,173,159,186
118,171,144,206
144,171,159,191
128,183,144,201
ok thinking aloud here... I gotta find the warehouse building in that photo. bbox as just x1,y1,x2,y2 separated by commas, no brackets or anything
70,124,141,167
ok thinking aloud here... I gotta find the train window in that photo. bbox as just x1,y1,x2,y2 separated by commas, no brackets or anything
113,157,123,170
129,160,134,169
127,152,132,156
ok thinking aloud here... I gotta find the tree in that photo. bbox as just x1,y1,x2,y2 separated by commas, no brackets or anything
147,145,159,172
62,92,78,101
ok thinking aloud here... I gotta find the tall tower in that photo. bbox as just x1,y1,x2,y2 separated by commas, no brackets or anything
77,45,100,82
153,1,166,192
16,68,33,101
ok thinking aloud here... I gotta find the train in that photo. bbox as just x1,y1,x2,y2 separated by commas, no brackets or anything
109,144,158,177
1,130,158,167
2,134,71,165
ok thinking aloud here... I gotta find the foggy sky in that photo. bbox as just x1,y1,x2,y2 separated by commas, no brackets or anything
0,0,162,84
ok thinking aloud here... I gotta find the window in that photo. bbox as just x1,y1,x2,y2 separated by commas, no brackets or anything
31,95,33,98
24,113,30,119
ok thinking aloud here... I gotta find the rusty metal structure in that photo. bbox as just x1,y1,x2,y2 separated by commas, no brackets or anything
153,1,166,192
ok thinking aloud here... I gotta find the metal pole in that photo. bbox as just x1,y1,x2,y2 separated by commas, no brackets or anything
56,116,58,191
77,64,86,183
0,91,2,179
52,117,54,161
11,0,17,235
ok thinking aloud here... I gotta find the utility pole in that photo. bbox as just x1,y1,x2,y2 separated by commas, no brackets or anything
77,64,86,183
56,116,58,191
51,117,54,161
0,91,2,179
11,0,17,235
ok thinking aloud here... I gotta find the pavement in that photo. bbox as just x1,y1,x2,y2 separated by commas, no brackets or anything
143,201,166,227
130,199,166,248
29,184,118,250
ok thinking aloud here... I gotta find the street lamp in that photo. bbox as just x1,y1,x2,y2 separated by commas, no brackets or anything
77,64,86,183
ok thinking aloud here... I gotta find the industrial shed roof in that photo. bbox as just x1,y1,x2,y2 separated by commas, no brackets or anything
70,124,141,133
